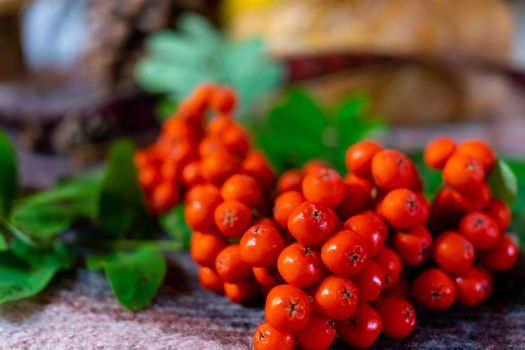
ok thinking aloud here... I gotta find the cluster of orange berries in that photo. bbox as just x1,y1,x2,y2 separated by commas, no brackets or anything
414,138,520,310
134,84,273,215
135,85,519,350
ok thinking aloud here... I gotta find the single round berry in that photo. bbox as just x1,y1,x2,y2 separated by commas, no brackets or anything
139,165,161,192
200,150,239,185
374,297,416,339
210,86,237,114
443,154,485,193
433,231,475,274
241,151,275,190
207,115,234,136
455,266,493,306
314,275,359,320
321,230,368,277
185,183,219,203
371,149,415,190
382,274,410,299
353,260,385,303
181,160,203,187
373,247,402,288
215,244,252,283
487,199,511,231
221,174,263,208
456,140,495,173
198,266,223,294
345,140,382,177
411,268,456,310
276,169,304,194
253,322,294,350
392,225,433,266
287,202,337,246
343,214,387,258
377,188,428,229
265,284,311,333
185,190,222,231
296,315,336,350
223,280,259,304
336,174,373,218
336,303,382,349
273,191,304,229
424,137,456,169
303,159,330,174
214,200,252,237
479,234,519,272
190,231,227,267
459,211,501,250
277,243,324,288
150,181,179,214
252,266,283,287
239,224,285,267
302,168,346,207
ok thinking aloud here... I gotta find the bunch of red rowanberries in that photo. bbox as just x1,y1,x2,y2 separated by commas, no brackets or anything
252,143,430,350
135,84,519,350
410,138,520,310
134,84,274,216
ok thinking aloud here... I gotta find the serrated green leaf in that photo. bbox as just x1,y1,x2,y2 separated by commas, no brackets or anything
97,140,151,239
159,204,191,249
89,245,166,311
0,130,17,217
135,13,284,119
489,159,518,205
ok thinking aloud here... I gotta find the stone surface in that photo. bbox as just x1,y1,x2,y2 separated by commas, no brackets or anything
0,254,524,350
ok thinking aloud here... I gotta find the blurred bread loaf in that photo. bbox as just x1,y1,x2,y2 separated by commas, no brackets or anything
229,0,514,124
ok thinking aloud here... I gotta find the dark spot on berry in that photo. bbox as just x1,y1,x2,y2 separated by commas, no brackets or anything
350,252,361,265
303,247,314,256
348,318,358,328
288,301,298,317
474,217,485,227
430,289,442,300
328,320,336,329
312,209,321,220
342,288,353,300
257,330,265,341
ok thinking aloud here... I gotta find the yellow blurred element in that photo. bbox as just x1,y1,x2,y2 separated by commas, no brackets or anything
222,0,276,22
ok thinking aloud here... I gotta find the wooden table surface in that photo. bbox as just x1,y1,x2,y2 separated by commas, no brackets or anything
0,253,524,350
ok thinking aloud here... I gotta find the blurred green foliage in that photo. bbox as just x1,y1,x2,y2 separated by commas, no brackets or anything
253,89,386,174
135,13,284,120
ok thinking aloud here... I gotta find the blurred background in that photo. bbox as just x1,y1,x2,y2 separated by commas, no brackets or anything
1,0,525,189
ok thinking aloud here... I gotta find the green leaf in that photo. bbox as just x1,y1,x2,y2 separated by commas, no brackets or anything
88,245,166,311
0,240,73,303
489,159,518,205
0,235,7,251
0,129,17,217
160,204,191,249
97,140,151,238
409,151,442,200
9,203,73,243
0,252,59,303
7,170,103,245
135,13,284,118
